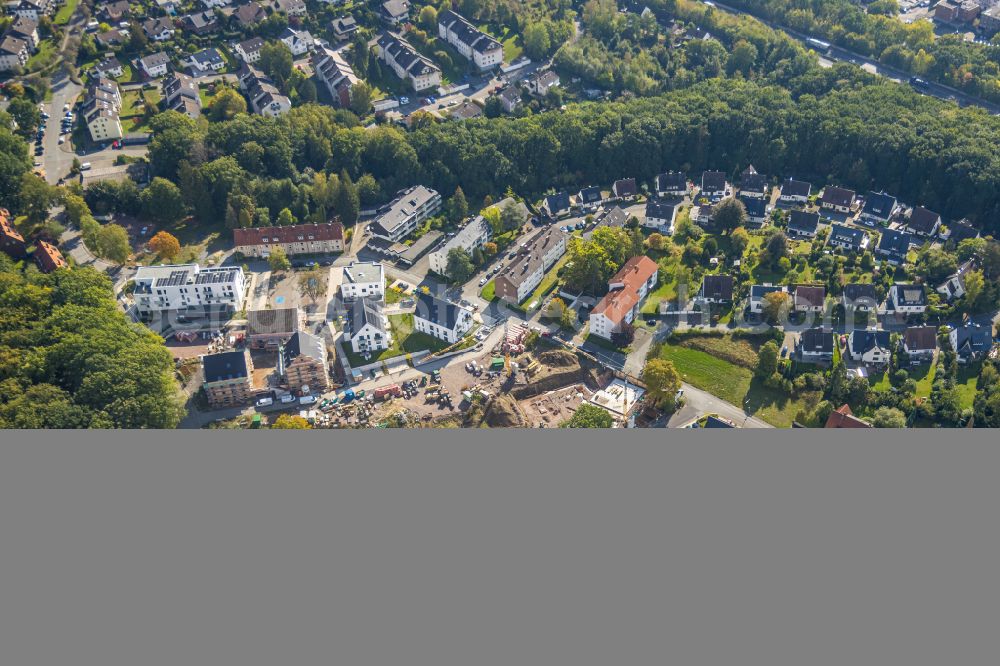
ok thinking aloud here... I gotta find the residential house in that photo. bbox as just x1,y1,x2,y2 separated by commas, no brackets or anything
797,327,834,363
643,199,678,234
820,186,856,215
346,298,391,354
577,186,603,211
587,206,628,236
825,404,872,429
367,185,442,243
233,221,345,257
842,283,878,312
8,0,51,21
875,228,913,265
696,274,734,304
279,27,315,56
340,261,385,301
200,0,232,8
449,99,482,120
749,284,788,315
142,17,176,42
794,285,826,313
82,77,123,142
786,210,819,238
699,170,728,200
380,0,410,25
428,215,491,277
233,1,266,27
132,264,247,317
655,171,688,198
541,192,571,219
33,239,67,273
186,47,226,75
949,324,993,363
311,46,358,108
139,51,171,79
612,178,637,201
91,55,124,79
331,16,358,41
883,283,928,316
413,292,474,343
691,203,715,229
0,208,27,259
493,227,568,305
827,224,869,252
234,37,265,64
98,0,130,23
903,206,942,237
247,307,301,350
437,9,503,70
848,329,892,365
154,0,180,14
902,326,937,362
936,259,975,301
778,178,811,204
201,350,255,408
7,16,38,50
94,29,127,48
271,0,307,17
162,72,202,119
374,33,442,92
525,70,560,96
239,64,292,117
738,165,768,199
181,10,220,35
946,219,980,245
858,191,898,227
279,331,329,393
498,86,521,113
739,195,768,228
0,35,28,72
588,255,659,341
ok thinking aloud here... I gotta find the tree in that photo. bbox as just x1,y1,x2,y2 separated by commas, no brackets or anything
730,227,750,256
761,291,792,325
445,247,475,283
523,22,552,60
8,98,41,140
644,358,681,408
561,403,613,428
18,173,56,226
500,201,526,232
140,177,185,226
259,42,294,87
207,88,247,121
277,207,296,226
482,205,501,235
148,231,181,261
764,230,789,263
916,247,957,283
870,407,906,428
756,341,780,377
962,269,985,308
95,224,131,264
483,241,498,256
349,81,372,116
713,197,747,232
447,186,469,223
298,266,326,304
647,232,665,250
272,414,311,429
419,5,438,31
268,246,291,272
611,322,635,348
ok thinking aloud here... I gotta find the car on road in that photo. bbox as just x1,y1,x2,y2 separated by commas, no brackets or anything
80,162,92,170
299,395,317,406
256,397,273,407
279,394,296,404
479,277,487,287
399,96,409,105
58,136,65,144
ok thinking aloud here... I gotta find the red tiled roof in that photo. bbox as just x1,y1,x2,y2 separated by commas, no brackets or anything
0,208,24,243
825,404,872,429
34,240,67,273
591,287,639,325
233,222,344,247
592,255,658,326
613,255,658,292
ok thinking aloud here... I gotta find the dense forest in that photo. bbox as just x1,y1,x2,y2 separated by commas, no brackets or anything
0,255,185,428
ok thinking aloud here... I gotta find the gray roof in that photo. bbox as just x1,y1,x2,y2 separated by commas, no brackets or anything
861,191,897,220
788,210,819,234
953,324,992,357
370,186,439,238
849,329,891,356
282,331,325,365
829,224,866,248
800,328,833,354
414,291,469,331
780,178,811,198
656,171,687,192
891,284,927,307
352,297,386,333
202,350,250,383
343,261,383,285
140,51,170,70
247,307,300,336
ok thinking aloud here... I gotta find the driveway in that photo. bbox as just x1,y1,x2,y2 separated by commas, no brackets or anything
668,383,773,429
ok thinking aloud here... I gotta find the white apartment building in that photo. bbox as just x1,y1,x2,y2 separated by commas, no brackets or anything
375,33,442,92
132,264,247,317
347,298,391,354
493,227,568,305
428,215,491,277
413,292,473,344
0,35,29,71
340,261,385,301
368,185,442,243
437,10,503,70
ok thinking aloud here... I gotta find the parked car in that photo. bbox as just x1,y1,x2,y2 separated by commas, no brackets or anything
256,397,273,407
279,394,296,404
479,277,487,286
299,395,317,406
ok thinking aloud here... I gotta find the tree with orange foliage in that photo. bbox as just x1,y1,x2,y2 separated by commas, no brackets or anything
148,230,181,261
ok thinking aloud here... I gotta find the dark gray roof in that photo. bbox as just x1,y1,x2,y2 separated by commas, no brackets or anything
892,284,927,307
414,291,468,331
780,178,811,198
788,210,819,234
800,328,833,354
282,331,325,365
849,329,891,356
578,186,602,204
739,195,767,219
739,165,767,193
351,297,386,334
656,171,687,192
953,324,992,357
202,350,249,383
948,220,979,243
861,191,897,220
544,192,571,214
877,228,913,260
906,206,941,234
829,224,866,248
843,283,877,303
701,171,727,191
750,284,786,300
822,186,856,208
613,178,637,197
700,274,734,301
645,200,678,220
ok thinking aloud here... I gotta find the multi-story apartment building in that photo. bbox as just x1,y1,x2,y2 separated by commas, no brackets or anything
427,215,491,277
311,46,358,108
413,292,473,344
340,261,385,301
589,256,659,340
0,208,27,259
132,264,247,318
437,10,503,70
368,186,442,243
0,34,29,71
346,298,391,354
233,222,344,258
201,350,255,408
374,33,442,92
493,227,568,305
279,331,329,393
82,77,123,142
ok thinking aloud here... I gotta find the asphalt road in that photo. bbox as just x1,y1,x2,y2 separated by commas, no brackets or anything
668,383,773,428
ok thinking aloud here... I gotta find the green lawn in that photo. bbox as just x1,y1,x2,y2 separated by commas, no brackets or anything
26,40,58,72
912,361,937,398
344,313,449,367
480,279,496,301
641,276,677,315
478,24,524,63
523,254,569,310
955,363,981,410
54,0,79,25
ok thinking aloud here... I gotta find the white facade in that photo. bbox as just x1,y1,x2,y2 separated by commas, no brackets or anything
133,264,247,316
413,302,473,344
428,215,491,277
340,262,385,301
437,10,503,70
375,34,442,92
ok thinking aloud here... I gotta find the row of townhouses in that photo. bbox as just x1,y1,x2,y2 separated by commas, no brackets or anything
0,15,37,71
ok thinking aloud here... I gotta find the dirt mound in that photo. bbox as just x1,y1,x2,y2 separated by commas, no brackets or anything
537,349,578,368
482,394,526,428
